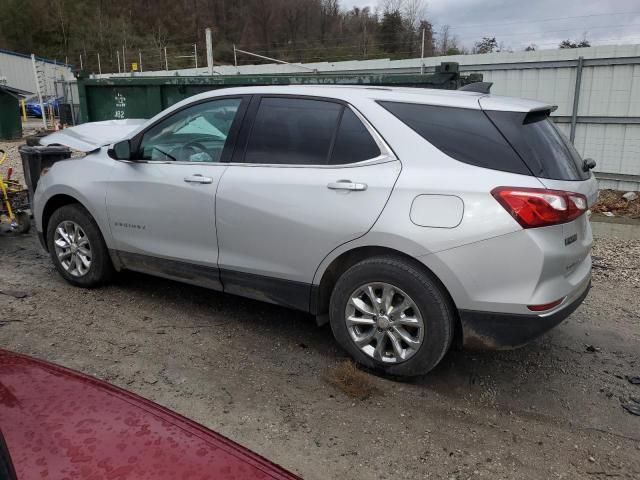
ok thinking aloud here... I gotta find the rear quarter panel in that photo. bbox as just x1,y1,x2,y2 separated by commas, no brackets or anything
313,98,549,311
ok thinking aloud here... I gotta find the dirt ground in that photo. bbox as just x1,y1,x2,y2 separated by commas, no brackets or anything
1,139,640,479
0,229,638,479
593,190,640,220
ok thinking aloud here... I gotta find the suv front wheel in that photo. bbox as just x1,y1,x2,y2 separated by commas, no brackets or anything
46,204,114,288
329,256,455,376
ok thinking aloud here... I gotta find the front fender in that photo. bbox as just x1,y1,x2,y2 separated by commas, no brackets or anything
34,153,115,249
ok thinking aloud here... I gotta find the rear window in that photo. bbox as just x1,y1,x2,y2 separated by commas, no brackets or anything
244,97,342,165
378,102,531,176
329,108,381,165
484,110,589,181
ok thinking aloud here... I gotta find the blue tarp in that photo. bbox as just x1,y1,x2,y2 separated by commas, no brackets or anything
25,97,62,117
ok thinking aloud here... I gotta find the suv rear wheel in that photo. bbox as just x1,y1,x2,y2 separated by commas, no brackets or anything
329,256,454,376
46,204,114,287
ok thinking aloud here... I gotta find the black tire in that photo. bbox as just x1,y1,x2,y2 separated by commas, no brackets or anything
329,256,455,377
46,204,114,287
14,211,31,234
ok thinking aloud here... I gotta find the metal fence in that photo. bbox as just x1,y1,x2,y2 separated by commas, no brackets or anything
455,50,640,192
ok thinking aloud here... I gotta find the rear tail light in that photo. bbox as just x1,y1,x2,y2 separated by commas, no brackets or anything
527,298,565,312
491,187,587,228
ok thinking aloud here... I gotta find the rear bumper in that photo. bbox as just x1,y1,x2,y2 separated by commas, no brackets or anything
459,280,591,349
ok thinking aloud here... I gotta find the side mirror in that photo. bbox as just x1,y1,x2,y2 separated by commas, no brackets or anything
108,140,131,160
582,158,596,172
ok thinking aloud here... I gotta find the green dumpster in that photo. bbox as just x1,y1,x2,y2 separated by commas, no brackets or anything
77,63,482,123
0,86,24,140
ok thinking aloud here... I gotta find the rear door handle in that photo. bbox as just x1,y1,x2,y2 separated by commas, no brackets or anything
184,174,213,184
327,180,368,191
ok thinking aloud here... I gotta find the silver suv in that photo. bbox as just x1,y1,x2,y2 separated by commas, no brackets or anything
33,86,597,376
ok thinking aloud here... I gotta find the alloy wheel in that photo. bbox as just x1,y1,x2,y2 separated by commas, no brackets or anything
53,220,92,277
345,282,424,364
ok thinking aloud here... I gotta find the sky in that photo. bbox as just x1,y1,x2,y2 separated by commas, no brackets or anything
341,0,640,51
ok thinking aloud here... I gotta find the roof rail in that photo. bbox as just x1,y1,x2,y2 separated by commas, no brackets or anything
458,82,493,94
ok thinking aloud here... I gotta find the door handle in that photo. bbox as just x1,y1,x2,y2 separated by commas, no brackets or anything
184,174,214,184
327,180,368,191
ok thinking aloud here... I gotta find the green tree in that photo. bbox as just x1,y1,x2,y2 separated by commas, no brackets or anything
379,9,405,54
559,39,591,49
0,0,441,71
473,36,498,54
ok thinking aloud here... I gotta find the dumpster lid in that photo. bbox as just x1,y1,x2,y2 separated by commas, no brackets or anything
40,119,147,152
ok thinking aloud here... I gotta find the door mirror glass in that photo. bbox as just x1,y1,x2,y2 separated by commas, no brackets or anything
109,140,131,160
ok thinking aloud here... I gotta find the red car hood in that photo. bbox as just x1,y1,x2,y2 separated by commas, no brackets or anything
0,350,299,480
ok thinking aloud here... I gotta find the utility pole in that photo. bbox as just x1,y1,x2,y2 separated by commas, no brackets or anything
97,53,101,74
116,50,121,73
122,45,126,72
233,44,238,67
164,47,168,70
139,51,143,73
194,44,198,69
205,28,214,75
363,22,367,58
421,27,425,74
79,54,83,70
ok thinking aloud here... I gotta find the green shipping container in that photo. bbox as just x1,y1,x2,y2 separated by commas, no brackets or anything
0,87,23,140
78,63,481,123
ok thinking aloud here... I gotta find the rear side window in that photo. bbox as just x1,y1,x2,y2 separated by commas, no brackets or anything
378,101,531,176
484,110,589,181
329,108,381,164
244,98,342,165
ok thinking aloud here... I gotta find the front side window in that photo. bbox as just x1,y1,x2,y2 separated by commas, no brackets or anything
139,98,242,162
243,98,343,165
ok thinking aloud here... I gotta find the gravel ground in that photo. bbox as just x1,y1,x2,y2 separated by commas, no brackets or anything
0,139,25,185
592,237,640,288
1,139,639,479
2,229,639,479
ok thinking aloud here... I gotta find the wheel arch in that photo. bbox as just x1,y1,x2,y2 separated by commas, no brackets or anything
310,245,462,345
312,245,462,346
40,193,109,253
41,194,82,249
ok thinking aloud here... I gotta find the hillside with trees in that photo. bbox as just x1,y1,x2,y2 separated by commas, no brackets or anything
0,0,593,73
0,0,443,72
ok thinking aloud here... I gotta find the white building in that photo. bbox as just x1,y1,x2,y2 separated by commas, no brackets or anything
0,48,74,98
